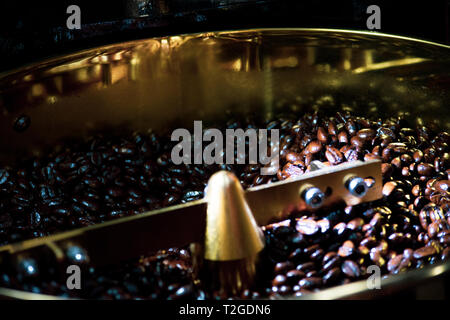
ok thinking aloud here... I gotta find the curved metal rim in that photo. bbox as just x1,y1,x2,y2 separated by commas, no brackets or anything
0,287,73,300
1,260,449,300
1,27,449,80
292,260,450,300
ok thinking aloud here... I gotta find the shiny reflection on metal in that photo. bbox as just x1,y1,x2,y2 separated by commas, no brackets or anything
346,176,368,198
309,160,327,171
204,171,264,261
352,57,429,74
0,287,72,300
1,29,449,164
202,171,264,296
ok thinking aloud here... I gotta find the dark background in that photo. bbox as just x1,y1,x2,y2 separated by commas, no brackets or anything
0,0,448,72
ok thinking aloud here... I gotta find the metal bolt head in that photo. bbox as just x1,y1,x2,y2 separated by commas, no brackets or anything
303,187,325,209
347,176,368,197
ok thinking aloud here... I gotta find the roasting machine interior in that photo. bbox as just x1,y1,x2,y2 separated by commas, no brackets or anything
0,29,449,300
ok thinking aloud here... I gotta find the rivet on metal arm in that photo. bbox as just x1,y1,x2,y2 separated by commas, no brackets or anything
345,175,368,198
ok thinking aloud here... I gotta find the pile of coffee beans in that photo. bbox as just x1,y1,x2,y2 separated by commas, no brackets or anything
0,247,204,300
0,107,449,299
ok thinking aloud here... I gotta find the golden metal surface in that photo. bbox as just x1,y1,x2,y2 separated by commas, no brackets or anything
246,159,382,225
201,171,264,296
0,199,207,266
1,29,449,164
204,171,264,261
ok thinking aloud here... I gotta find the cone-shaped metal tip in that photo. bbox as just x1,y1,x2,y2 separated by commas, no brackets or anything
204,171,265,261
197,171,265,296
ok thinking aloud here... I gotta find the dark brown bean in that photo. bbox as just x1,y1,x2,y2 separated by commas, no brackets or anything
305,141,323,154
298,277,322,289
413,246,437,259
338,240,355,258
272,274,288,286
317,127,328,144
286,270,305,283
296,219,319,236
341,260,361,278
357,128,376,141
325,146,344,165
323,267,341,285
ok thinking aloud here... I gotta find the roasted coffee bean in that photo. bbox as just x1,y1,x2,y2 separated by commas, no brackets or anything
282,163,304,178
319,249,336,262
333,222,348,237
417,163,435,176
388,142,408,154
338,131,348,144
435,180,450,193
285,152,303,163
383,181,398,197
298,277,322,289
296,262,316,273
305,270,318,278
440,235,450,245
310,248,324,261
345,120,358,136
343,147,359,162
413,150,424,163
347,218,364,231
272,274,288,286
369,213,385,228
323,267,341,285
420,204,445,230
360,236,377,249
369,249,386,267
441,247,450,261
413,246,437,259
357,128,376,141
381,163,394,180
315,219,330,234
428,222,441,239
325,146,344,165
415,196,430,211
387,254,403,273
322,255,341,272
305,141,323,154
328,121,338,136
350,136,365,150
338,240,355,258
274,261,294,275
296,219,319,236
286,270,305,284
317,127,328,144
341,260,360,278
